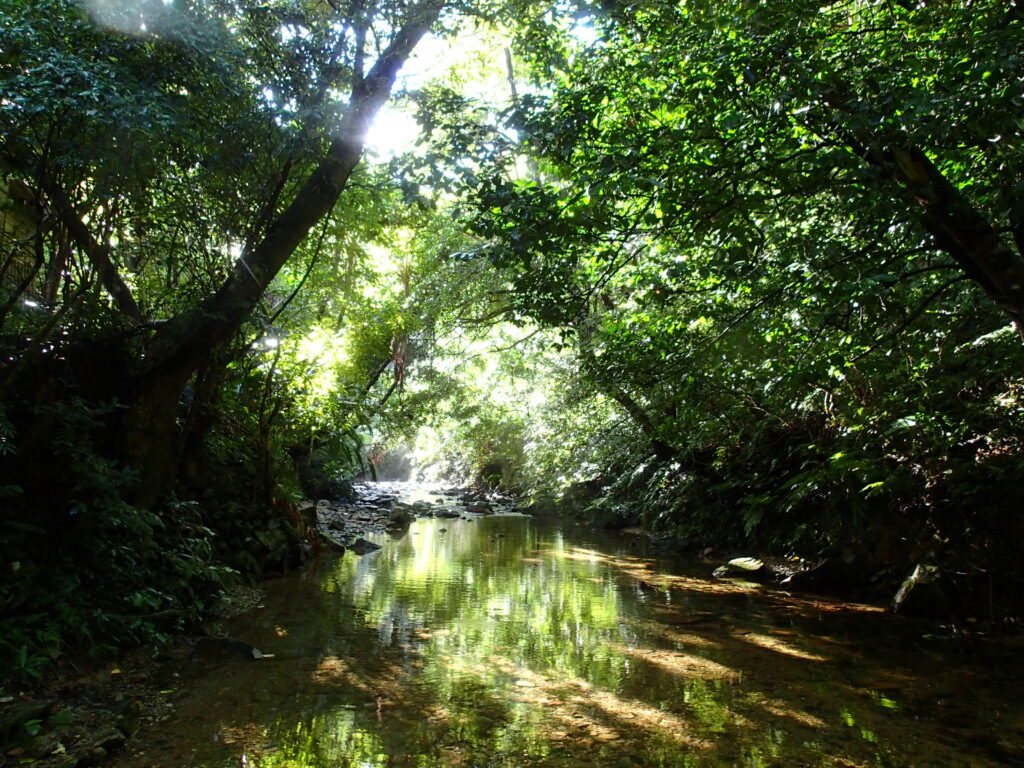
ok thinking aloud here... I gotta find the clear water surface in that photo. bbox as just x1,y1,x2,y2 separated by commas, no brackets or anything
114,494,1024,768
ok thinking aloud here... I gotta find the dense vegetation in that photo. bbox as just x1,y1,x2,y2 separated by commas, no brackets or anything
2,0,1023,681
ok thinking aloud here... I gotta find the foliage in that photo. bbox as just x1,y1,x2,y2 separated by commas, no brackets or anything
4,0,1024,682
0,398,233,683
432,0,1024,594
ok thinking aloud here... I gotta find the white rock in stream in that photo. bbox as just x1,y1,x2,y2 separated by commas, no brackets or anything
728,557,764,571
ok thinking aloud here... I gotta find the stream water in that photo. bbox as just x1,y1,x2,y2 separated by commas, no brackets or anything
114,485,1024,768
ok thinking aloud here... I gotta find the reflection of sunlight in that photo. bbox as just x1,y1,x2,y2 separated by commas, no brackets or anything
314,656,367,691
129,513,990,768
736,632,829,662
542,676,711,750
309,520,898,767
611,643,736,680
754,695,828,728
570,687,713,750
478,656,715,751
560,546,605,563
645,626,719,649
486,595,512,616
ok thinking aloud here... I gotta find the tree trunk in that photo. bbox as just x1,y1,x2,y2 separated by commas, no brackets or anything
822,85,1024,337
118,1,443,506
883,144,1024,338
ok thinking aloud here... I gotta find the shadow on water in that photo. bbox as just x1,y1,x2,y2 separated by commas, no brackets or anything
115,516,1024,768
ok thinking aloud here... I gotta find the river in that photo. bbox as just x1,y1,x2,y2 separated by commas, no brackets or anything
113,487,1024,767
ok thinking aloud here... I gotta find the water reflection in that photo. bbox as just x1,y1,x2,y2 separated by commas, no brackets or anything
117,516,1024,768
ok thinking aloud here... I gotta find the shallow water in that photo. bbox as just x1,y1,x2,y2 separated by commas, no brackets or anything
115,499,1024,768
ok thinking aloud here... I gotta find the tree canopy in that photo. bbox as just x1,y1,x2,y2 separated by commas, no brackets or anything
2,0,1023,679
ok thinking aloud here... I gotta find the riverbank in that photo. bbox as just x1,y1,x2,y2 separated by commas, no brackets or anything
0,586,265,768
313,481,521,552
0,482,515,767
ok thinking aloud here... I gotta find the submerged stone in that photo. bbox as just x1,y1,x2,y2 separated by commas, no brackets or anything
387,508,416,528
349,537,382,555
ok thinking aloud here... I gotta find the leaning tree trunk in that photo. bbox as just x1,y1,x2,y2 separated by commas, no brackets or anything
882,144,1024,338
821,84,1024,339
114,1,444,507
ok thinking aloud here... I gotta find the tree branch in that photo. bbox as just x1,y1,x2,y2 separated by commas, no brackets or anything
144,0,444,377
38,172,142,322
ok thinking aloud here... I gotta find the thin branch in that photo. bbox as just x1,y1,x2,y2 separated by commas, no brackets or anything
850,275,971,362
38,172,142,321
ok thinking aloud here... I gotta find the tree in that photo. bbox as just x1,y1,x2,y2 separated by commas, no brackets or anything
446,0,1024,578
1,0,444,505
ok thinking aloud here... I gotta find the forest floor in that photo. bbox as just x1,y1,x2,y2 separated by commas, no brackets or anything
0,586,265,768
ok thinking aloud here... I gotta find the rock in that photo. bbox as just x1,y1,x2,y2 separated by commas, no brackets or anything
621,526,649,538
76,725,128,766
318,532,346,553
0,700,53,741
712,555,840,588
387,508,416,528
349,538,382,555
435,508,461,519
297,500,317,529
467,502,493,515
892,563,944,614
728,557,764,571
713,557,767,580
777,557,853,589
517,496,557,516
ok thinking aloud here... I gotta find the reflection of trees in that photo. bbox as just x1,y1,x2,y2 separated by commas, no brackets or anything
156,519,1022,768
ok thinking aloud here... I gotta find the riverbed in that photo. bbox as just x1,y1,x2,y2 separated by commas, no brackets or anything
112,488,1024,767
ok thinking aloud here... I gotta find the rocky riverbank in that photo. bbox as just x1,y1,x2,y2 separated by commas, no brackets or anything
311,481,521,554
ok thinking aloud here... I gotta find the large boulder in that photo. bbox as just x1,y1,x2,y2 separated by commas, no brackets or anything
387,508,416,528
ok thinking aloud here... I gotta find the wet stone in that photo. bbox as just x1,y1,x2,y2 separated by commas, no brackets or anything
349,538,382,555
